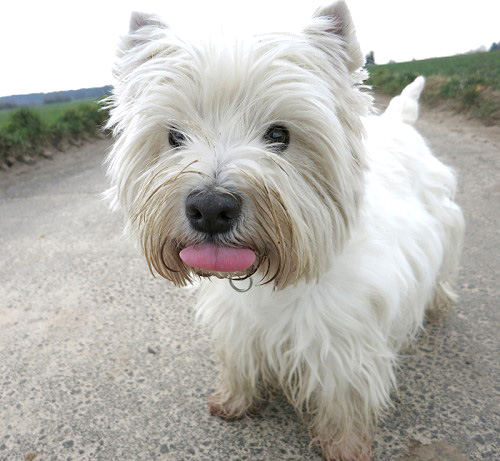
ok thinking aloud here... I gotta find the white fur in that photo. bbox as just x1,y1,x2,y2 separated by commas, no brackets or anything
383,75,425,123
106,3,464,459
195,106,464,458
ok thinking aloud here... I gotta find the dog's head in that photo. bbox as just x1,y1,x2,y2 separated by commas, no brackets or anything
106,1,370,289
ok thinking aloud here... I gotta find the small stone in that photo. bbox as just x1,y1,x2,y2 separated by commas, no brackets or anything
473,435,484,444
62,440,74,449
147,346,157,354
40,150,54,159
159,444,169,454
21,155,35,164
25,451,38,461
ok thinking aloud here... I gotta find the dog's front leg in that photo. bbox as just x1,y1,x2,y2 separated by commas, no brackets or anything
308,392,375,461
300,338,394,461
208,349,267,420
307,364,392,461
313,412,373,461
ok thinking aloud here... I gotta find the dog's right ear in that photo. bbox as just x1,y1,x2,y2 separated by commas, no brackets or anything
114,12,169,80
307,1,363,73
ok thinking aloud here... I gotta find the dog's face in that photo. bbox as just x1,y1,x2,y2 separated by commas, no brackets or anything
106,2,370,289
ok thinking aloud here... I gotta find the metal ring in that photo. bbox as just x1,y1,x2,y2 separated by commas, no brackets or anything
229,277,253,293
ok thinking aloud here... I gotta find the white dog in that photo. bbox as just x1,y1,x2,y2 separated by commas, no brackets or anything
105,2,464,459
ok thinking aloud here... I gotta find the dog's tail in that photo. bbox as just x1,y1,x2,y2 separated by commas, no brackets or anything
383,76,425,124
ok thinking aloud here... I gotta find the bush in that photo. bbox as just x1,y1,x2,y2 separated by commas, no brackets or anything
59,109,86,138
0,131,16,161
4,109,46,158
80,103,110,134
55,103,108,139
439,77,462,99
46,121,68,150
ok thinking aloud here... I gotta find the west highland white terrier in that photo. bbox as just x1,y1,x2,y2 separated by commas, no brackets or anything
105,2,464,459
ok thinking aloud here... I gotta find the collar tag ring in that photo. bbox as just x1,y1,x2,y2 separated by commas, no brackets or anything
229,277,253,293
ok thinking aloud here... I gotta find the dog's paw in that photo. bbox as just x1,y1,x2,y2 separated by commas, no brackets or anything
208,393,267,421
321,454,371,461
320,441,372,461
208,394,246,421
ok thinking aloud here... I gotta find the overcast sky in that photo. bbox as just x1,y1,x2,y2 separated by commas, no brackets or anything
1,0,499,97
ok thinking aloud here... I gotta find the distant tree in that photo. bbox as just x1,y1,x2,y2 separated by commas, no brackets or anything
490,41,500,51
365,51,375,65
44,95,71,104
0,102,17,110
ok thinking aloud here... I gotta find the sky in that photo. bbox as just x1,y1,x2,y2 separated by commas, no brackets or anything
1,0,499,97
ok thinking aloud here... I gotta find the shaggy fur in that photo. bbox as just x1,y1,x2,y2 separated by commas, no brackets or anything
105,2,464,459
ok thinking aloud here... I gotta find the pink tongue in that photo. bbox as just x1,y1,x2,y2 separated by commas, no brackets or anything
179,244,256,273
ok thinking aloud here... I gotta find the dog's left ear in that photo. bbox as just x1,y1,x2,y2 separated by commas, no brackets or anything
307,1,363,72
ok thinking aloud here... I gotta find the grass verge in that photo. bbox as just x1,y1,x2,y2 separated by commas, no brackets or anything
0,100,109,168
367,51,500,125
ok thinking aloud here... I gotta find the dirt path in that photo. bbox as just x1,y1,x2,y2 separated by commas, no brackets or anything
0,105,498,461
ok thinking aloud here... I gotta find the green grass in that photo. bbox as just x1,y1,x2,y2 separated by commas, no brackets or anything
0,98,98,129
370,52,500,89
367,51,500,124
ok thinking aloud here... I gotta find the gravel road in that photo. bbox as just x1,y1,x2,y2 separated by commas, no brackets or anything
0,104,498,461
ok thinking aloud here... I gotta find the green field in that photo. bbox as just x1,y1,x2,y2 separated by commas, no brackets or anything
367,51,500,124
0,98,100,129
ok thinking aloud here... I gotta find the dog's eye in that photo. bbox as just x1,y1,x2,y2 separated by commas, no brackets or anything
169,129,186,148
263,125,290,152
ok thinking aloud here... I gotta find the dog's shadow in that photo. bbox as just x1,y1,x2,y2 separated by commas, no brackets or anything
373,313,474,460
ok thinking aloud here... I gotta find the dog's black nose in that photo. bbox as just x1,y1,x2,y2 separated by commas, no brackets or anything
185,190,242,235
